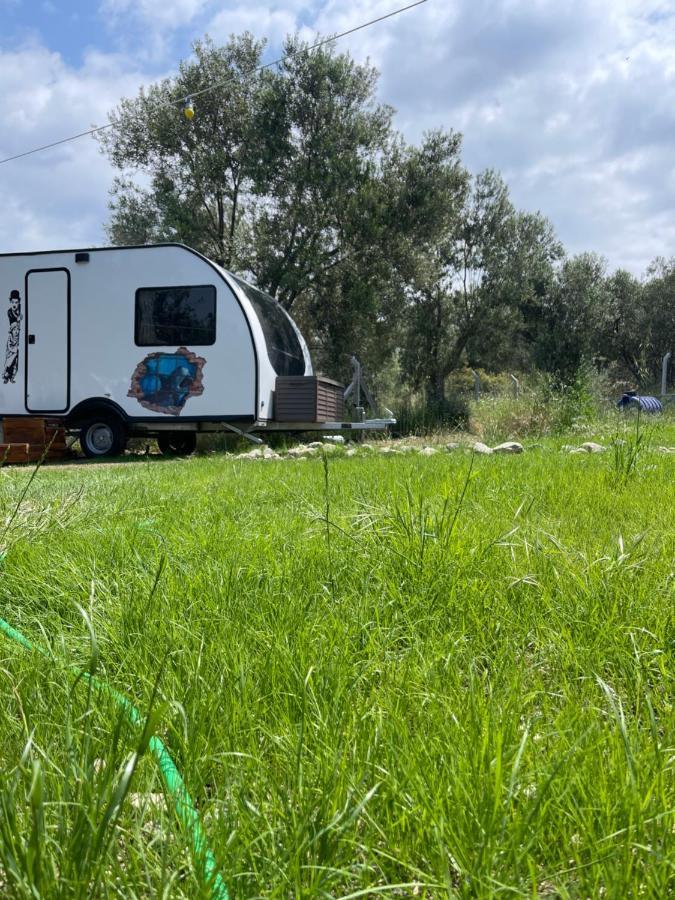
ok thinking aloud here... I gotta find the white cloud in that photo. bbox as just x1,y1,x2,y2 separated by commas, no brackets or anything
0,41,150,251
100,0,209,31
302,0,675,273
205,5,305,49
3,1,675,273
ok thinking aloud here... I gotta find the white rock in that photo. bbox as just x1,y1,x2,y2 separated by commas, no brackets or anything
322,435,345,444
418,446,438,456
379,447,400,454
473,442,493,455
286,445,317,457
240,447,264,459
304,440,338,452
493,441,524,454
345,447,359,457
579,442,605,453
262,448,281,460
446,442,461,451
129,792,164,810
657,446,675,453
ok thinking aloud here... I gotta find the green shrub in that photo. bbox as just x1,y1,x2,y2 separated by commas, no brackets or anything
395,395,470,435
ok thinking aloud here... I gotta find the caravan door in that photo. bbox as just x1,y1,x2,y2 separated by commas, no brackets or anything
25,268,70,412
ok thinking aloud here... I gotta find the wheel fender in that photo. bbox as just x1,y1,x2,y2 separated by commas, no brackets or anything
66,398,127,428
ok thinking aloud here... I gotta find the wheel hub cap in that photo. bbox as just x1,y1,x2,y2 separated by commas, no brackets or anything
88,424,113,453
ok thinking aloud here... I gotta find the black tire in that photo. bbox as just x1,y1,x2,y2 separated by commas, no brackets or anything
80,416,127,459
157,431,197,457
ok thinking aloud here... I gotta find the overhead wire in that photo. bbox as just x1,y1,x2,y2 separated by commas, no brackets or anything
0,0,428,166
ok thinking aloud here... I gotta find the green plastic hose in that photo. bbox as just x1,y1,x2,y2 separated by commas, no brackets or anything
0,615,229,900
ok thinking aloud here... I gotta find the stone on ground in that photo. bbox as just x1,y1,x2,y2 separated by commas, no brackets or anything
579,442,605,453
287,445,318,457
473,442,494,455
493,441,524,454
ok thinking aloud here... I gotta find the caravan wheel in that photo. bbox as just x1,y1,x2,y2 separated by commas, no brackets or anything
80,417,127,458
157,431,197,456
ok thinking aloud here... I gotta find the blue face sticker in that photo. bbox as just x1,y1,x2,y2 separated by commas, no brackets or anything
128,347,206,415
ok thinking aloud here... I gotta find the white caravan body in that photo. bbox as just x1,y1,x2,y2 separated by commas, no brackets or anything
0,243,311,430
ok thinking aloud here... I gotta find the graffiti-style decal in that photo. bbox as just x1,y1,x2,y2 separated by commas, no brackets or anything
3,289,21,384
128,347,205,415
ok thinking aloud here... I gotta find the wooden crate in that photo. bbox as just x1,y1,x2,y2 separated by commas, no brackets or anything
275,376,345,423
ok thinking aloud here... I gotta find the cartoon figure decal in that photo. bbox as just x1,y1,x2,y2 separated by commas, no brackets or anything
3,289,22,384
128,347,205,415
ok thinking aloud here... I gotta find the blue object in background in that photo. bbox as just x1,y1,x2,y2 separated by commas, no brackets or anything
617,392,663,413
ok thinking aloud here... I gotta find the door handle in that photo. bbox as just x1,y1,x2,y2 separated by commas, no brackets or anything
28,334,35,344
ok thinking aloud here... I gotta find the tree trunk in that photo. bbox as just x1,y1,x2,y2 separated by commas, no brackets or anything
446,324,476,374
426,369,446,408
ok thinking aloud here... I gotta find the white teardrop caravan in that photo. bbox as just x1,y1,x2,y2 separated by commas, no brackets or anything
0,243,392,456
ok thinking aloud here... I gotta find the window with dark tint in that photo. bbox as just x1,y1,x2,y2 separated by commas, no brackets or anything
135,285,216,346
233,276,306,376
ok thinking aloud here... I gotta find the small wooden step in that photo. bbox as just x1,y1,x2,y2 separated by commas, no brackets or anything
0,443,30,464
3,419,47,443
1,418,72,464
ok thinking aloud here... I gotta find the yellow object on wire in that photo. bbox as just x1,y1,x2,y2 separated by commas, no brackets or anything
0,0,428,165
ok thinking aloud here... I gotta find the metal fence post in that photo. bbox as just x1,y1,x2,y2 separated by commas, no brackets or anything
662,351,672,397
470,369,481,400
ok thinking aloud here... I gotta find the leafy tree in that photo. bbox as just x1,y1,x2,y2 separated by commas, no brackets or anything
639,258,675,387
243,37,400,379
531,252,608,384
595,269,648,383
392,133,469,406
100,35,265,267
100,34,404,380
401,167,561,404
245,37,393,308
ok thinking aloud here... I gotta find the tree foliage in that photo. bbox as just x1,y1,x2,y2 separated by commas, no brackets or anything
99,32,674,405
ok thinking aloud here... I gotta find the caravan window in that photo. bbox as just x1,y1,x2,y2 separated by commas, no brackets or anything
135,285,216,346
232,277,306,376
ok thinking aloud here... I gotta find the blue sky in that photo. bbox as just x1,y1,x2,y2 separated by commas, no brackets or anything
0,0,315,66
1,2,109,66
2,0,675,274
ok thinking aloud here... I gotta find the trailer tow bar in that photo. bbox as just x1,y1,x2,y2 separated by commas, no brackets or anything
219,422,264,445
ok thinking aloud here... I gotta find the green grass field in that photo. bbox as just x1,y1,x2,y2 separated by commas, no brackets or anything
0,423,673,897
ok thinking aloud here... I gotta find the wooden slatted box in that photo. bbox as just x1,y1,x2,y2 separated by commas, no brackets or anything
274,376,345,423
1,418,70,462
